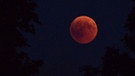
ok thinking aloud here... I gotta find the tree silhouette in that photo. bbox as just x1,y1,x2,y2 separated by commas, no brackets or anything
0,0,43,76
123,0,135,53
101,47,120,76
80,0,135,76
80,65,100,76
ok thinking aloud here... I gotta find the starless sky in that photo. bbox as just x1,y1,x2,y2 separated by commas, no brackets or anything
20,0,132,76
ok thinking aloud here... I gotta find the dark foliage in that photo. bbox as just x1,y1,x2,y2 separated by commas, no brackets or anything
123,1,135,53
80,65,100,76
101,47,120,76
0,0,43,76
80,47,135,76
80,0,135,76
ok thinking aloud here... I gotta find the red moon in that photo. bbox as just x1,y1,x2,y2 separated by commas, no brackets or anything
70,16,98,44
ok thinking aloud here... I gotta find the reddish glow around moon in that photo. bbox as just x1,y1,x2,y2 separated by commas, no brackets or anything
70,16,98,44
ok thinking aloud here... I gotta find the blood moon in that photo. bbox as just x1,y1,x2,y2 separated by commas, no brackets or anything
70,16,98,44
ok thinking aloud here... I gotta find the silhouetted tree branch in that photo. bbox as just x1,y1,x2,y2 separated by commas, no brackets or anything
101,47,120,76
80,65,100,76
0,0,43,76
123,0,135,53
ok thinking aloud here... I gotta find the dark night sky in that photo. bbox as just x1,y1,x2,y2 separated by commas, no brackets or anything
20,0,132,76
